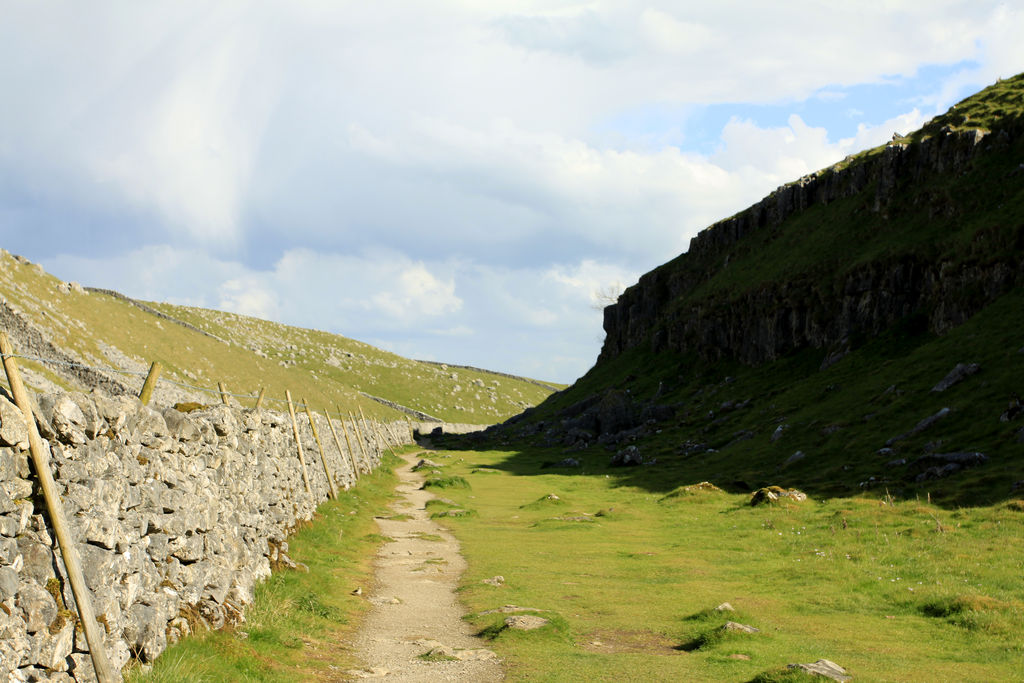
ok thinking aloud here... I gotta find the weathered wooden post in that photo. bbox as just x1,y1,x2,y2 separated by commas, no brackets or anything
337,406,361,478
357,406,380,465
218,381,230,406
325,408,358,484
285,390,313,496
303,400,336,499
0,333,115,683
254,386,266,410
138,361,162,406
348,411,371,473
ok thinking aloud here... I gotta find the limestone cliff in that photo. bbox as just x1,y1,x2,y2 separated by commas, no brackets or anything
600,76,1024,367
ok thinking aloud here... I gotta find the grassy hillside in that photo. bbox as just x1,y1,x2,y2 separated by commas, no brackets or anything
468,74,1024,507
0,250,558,422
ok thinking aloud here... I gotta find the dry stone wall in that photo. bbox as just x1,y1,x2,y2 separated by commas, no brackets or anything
0,388,410,682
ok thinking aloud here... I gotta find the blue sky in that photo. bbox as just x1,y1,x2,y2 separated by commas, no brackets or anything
1,2,1022,383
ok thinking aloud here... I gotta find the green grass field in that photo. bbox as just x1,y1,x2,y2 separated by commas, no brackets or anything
424,446,1024,682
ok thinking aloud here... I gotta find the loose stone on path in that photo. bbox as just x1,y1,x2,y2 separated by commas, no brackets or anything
348,451,503,681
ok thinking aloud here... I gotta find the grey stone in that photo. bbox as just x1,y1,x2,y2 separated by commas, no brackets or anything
787,658,852,681
0,396,29,448
39,393,88,446
17,540,55,585
17,582,57,634
722,621,760,634
931,363,980,392
784,450,806,466
504,614,550,630
29,620,73,671
162,408,199,442
610,445,642,467
0,565,19,599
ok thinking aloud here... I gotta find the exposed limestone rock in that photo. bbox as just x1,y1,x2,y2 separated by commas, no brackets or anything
0,396,29,448
750,486,808,506
600,127,1020,368
931,362,980,392
787,658,852,681
504,614,550,630
610,445,642,467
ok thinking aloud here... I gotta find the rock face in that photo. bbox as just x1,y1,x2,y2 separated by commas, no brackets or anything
0,390,409,681
599,125,1024,367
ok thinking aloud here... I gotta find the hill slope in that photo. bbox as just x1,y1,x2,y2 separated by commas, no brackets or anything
0,251,558,423
477,74,1024,506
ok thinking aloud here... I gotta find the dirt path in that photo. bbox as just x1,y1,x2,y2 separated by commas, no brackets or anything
347,451,504,682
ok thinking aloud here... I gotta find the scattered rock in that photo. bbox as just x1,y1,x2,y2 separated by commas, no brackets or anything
412,458,442,471
722,621,759,634
931,363,980,392
911,451,988,481
504,614,550,631
414,639,497,661
750,486,808,506
714,602,735,612
482,576,505,587
999,396,1022,422
610,445,642,467
784,450,806,467
885,407,950,446
0,396,29,448
787,658,852,681
771,425,786,442
553,458,580,468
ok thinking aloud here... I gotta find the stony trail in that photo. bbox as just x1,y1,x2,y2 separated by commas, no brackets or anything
347,451,504,682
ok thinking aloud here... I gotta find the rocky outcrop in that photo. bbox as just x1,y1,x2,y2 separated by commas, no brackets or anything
0,389,409,681
600,125,1024,366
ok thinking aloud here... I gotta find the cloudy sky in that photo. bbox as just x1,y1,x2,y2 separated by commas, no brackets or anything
1,2,1022,383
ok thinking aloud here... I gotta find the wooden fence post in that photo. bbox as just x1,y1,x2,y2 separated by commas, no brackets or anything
325,408,358,485
138,361,162,406
285,390,313,496
218,382,230,406
348,412,371,473
254,386,266,411
337,406,361,478
303,400,336,499
0,333,115,683
357,406,379,465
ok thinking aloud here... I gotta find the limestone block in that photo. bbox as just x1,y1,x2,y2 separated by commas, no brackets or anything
0,396,29,448
17,581,57,634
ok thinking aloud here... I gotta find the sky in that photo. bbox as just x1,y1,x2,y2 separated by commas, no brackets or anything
1,2,1022,384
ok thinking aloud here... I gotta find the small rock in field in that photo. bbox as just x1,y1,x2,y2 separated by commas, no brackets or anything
784,450,806,466
931,363,980,392
482,576,505,587
714,602,735,612
787,658,851,682
722,621,759,634
504,615,550,631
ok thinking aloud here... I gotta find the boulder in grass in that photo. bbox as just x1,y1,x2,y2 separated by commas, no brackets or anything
750,486,808,506
787,659,852,682
931,363,980,392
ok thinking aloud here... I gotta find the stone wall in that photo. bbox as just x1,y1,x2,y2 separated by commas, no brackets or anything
0,388,411,682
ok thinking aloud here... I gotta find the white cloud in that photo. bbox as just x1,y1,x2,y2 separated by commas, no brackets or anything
9,2,1024,384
